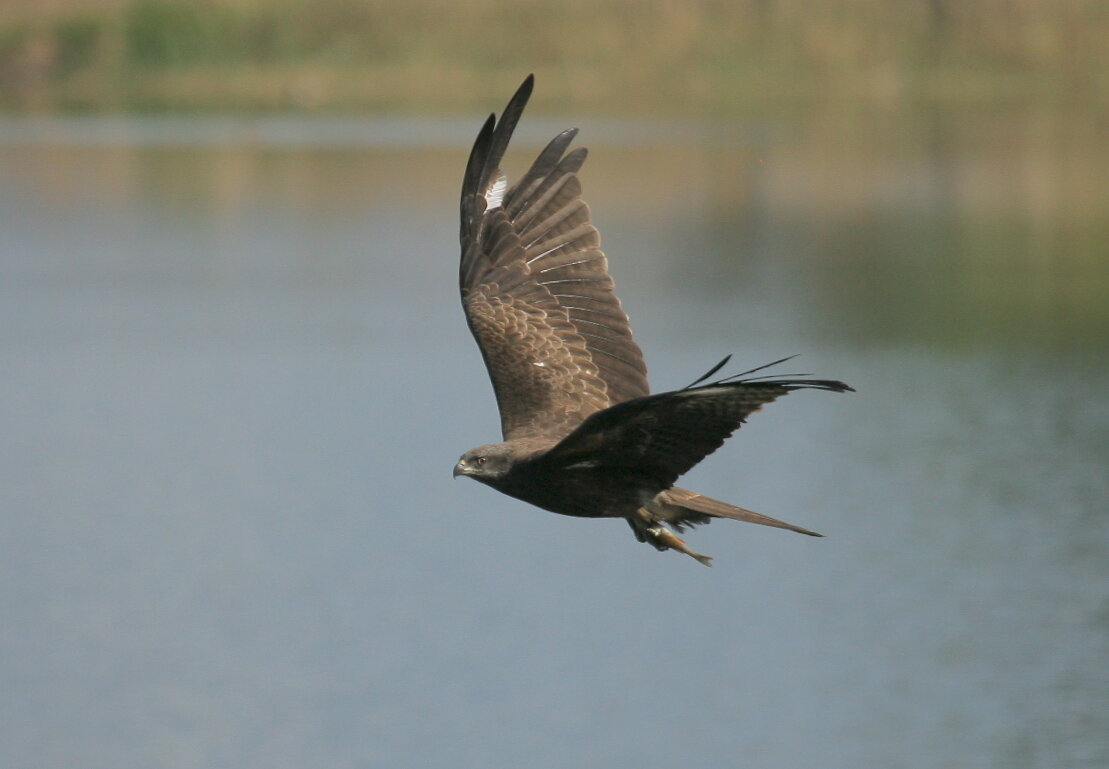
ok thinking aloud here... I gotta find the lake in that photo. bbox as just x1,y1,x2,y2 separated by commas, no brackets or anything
1,104,1107,769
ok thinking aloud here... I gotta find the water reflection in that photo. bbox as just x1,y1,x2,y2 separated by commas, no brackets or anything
1,105,1106,769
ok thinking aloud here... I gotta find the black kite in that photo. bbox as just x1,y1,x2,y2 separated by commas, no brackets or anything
453,76,852,565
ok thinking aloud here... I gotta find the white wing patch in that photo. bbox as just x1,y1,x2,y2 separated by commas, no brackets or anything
682,386,731,399
485,173,507,210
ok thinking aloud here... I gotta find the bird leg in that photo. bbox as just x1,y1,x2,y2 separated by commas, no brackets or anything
644,525,714,567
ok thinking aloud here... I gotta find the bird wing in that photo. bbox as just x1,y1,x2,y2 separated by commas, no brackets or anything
540,375,853,492
460,75,649,442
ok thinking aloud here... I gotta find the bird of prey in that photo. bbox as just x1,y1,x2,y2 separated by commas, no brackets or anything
453,75,852,565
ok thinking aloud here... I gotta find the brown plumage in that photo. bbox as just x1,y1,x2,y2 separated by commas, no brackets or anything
453,75,852,565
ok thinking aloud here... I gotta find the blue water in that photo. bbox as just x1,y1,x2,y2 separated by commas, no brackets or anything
1,114,1107,769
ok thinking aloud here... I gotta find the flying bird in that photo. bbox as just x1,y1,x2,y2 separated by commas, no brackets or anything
453,75,852,565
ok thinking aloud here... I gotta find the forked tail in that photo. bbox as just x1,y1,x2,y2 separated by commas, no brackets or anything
648,487,823,537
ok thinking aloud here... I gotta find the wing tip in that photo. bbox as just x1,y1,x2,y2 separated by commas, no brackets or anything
460,75,536,247
688,355,854,394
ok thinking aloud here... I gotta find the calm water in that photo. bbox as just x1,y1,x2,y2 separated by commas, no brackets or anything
2,107,1107,769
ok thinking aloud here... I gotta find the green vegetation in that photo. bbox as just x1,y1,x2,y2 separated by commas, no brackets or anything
1,0,1106,112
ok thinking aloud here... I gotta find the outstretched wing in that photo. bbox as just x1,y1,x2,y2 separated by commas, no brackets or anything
541,374,853,492
460,75,649,442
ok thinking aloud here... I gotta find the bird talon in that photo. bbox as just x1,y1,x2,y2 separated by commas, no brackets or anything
645,526,670,551
647,526,714,566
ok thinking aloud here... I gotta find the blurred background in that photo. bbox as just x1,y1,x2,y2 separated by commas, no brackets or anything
2,1,1107,768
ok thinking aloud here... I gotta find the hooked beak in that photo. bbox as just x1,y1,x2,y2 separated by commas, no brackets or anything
452,461,465,479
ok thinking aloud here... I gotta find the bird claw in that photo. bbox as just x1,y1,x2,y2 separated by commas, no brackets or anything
645,526,714,567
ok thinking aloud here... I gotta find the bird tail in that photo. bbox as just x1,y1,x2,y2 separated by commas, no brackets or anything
647,487,823,537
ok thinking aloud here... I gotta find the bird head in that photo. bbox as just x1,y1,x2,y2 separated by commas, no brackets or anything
453,443,514,483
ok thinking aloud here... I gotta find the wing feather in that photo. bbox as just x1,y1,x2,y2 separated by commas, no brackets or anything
508,146,589,224
504,131,580,218
542,375,853,492
459,75,649,440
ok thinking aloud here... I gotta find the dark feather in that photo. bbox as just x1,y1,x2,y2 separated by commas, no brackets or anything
543,374,852,492
647,487,822,536
683,354,732,390
459,75,649,441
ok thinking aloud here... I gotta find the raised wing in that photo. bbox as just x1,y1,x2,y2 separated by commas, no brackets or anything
541,374,853,492
460,75,649,441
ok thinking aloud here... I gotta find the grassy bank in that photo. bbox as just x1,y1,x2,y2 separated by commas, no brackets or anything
1,0,1107,112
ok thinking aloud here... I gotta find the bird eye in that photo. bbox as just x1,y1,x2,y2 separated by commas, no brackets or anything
476,456,487,466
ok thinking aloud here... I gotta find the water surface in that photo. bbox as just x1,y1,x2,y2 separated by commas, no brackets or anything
2,108,1107,769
